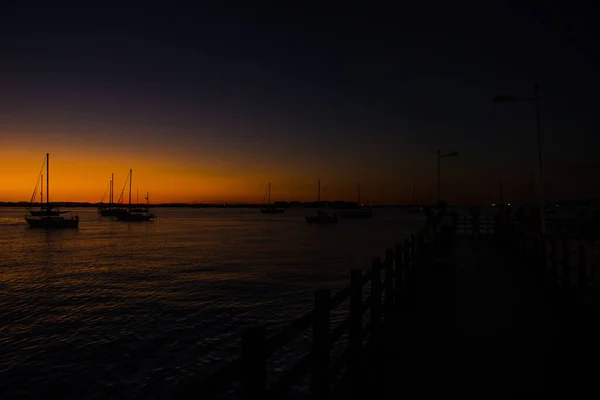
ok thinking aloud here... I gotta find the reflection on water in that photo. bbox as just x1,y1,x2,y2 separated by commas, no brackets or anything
0,207,424,398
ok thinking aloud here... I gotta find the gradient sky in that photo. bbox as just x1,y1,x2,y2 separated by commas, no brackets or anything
1,2,598,204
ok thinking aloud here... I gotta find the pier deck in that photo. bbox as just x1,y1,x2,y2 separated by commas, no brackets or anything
200,224,600,399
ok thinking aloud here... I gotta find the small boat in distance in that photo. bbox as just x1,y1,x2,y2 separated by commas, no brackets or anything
98,173,127,216
261,182,284,214
115,169,156,222
333,184,373,218
25,153,79,229
305,179,338,223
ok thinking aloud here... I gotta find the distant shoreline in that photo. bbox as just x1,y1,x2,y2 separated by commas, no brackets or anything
0,201,424,209
11,200,585,209
1,200,597,208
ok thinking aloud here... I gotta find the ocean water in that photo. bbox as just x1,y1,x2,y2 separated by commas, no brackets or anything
0,207,425,398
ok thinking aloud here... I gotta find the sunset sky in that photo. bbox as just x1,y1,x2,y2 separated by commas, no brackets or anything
1,2,598,204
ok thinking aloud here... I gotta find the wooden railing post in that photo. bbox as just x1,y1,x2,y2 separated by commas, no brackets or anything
311,288,330,399
403,238,411,289
370,258,382,339
539,235,548,273
561,237,571,289
404,238,411,268
394,243,403,307
241,326,266,400
578,246,587,300
549,237,558,286
415,231,424,267
349,269,363,394
384,249,394,310
418,231,425,252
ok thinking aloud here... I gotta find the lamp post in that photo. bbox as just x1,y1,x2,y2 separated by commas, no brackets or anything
493,84,544,233
437,150,459,203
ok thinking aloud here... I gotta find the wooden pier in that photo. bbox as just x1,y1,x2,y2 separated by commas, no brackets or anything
186,217,600,399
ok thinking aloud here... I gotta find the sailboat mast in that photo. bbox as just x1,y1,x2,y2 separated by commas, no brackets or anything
318,179,320,202
268,182,271,205
41,174,43,206
137,188,139,205
46,153,49,207
129,169,132,207
111,173,114,205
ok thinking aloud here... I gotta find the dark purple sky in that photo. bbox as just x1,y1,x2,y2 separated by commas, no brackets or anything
1,1,598,203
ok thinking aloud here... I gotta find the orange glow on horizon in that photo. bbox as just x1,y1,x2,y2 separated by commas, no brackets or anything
0,146,419,204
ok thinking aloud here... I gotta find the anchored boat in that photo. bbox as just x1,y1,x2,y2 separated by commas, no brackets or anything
114,169,156,222
261,182,284,214
25,153,79,229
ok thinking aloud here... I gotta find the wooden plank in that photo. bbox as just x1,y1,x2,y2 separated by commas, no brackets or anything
403,238,411,289
311,288,330,399
578,246,587,299
384,249,394,309
550,237,558,286
348,269,363,393
393,244,403,307
370,257,382,339
562,237,571,288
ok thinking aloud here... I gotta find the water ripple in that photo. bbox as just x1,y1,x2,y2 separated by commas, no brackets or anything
0,207,424,398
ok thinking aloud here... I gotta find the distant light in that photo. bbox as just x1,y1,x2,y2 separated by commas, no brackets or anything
508,203,511,206
491,203,495,207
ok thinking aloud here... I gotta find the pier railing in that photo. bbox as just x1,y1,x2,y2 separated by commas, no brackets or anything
198,232,428,399
456,216,494,235
457,215,586,237
515,228,600,303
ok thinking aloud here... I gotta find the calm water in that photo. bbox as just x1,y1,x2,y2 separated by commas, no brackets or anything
0,207,424,398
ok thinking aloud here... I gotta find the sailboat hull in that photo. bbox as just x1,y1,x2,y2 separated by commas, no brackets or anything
29,210,68,216
26,217,79,229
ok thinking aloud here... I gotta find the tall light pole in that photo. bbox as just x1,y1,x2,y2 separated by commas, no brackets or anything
493,84,544,233
437,150,459,203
